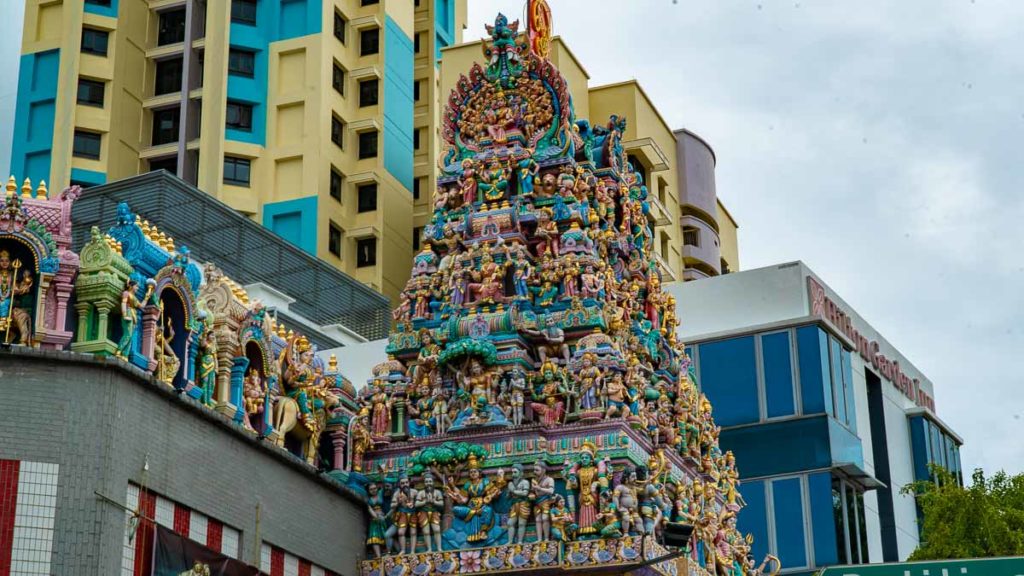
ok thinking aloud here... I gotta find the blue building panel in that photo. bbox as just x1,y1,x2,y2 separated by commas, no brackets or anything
383,15,415,192
10,50,59,184
841,347,857,433
262,195,318,254
796,326,827,414
227,0,322,146
807,472,839,566
84,0,119,17
434,0,455,62
828,417,865,470
737,480,769,562
720,416,833,478
772,477,808,569
698,336,759,426
762,331,796,418
70,168,107,187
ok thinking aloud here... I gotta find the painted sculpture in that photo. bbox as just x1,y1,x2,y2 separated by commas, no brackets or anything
0,178,80,347
344,10,776,576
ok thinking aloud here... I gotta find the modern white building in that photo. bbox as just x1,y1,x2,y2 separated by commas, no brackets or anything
668,261,963,575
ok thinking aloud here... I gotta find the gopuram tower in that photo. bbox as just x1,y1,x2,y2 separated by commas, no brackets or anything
346,7,774,576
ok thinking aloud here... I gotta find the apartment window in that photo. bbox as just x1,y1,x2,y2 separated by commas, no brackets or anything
683,226,700,247
158,8,187,45
331,116,344,148
328,222,342,257
359,79,378,107
85,0,112,5
149,156,177,174
73,130,102,160
413,177,422,200
223,156,251,186
226,101,253,131
412,226,423,251
330,167,343,202
358,130,378,159
356,237,376,267
414,80,421,101
332,63,345,95
152,108,180,145
414,128,421,150
833,477,870,566
360,28,379,56
361,0,380,5
333,11,346,44
154,57,184,95
228,49,255,77
231,0,257,25
414,32,421,53
658,176,668,206
81,28,109,56
77,79,105,107
357,183,377,213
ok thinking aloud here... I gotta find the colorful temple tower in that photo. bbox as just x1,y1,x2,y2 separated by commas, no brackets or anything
343,10,777,576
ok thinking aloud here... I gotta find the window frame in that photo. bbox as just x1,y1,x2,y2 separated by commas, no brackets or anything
223,156,252,187
414,80,421,102
151,107,181,146
332,62,346,96
358,130,378,160
81,28,110,57
357,182,378,213
356,237,377,268
231,0,258,25
225,100,254,132
228,48,256,78
328,222,343,258
157,7,187,46
77,78,106,107
331,116,345,149
154,57,184,96
358,78,379,107
73,130,103,160
333,11,346,44
360,27,380,56
330,167,343,203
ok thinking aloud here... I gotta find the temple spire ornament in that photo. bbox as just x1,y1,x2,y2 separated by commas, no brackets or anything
349,8,769,576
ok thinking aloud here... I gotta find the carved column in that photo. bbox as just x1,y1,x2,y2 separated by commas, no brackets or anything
330,428,348,471
141,305,159,372
95,304,112,348
74,303,91,343
230,357,250,424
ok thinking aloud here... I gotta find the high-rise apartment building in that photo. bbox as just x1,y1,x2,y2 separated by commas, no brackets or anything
438,36,740,282
10,0,466,303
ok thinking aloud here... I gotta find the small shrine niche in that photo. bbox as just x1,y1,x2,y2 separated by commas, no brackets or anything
0,239,37,345
155,286,189,388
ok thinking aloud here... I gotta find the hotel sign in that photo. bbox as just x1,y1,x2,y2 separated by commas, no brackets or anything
808,277,935,411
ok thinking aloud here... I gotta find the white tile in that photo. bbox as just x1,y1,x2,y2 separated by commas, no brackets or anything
155,497,174,528
283,554,299,576
189,512,208,545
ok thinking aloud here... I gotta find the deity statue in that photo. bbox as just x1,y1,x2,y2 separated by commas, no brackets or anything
580,265,605,300
389,474,417,555
242,368,266,431
460,159,479,206
154,320,179,386
478,158,511,202
445,460,506,543
453,358,505,427
530,462,556,541
577,353,604,412
516,149,539,196
524,323,570,366
505,464,532,544
530,362,569,427
566,442,606,536
534,209,560,257
0,250,32,345
365,482,387,558
349,409,372,472
407,383,436,438
369,381,392,438
505,367,529,426
613,466,642,536
594,491,623,539
415,472,445,552
548,494,576,542
197,328,218,407
116,278,151,359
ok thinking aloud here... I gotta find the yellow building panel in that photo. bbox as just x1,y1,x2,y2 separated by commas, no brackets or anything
716,199,740,273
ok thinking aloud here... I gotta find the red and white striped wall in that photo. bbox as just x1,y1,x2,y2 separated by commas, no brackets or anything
121,484,241,576
259,542,339,576
0,459,60,576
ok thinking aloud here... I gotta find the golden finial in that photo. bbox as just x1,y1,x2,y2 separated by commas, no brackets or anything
329,354,338,372
135,214,142,225
35,180,47,199
115,240,123,255
6,176,15,198
21,178,32,198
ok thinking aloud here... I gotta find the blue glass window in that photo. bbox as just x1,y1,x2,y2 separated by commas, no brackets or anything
737,480,769,561
772,477,808,569
698,336,759,426
762,332,796,418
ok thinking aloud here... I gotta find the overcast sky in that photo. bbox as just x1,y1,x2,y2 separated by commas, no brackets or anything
465,0,1023,475
0,1,1020,475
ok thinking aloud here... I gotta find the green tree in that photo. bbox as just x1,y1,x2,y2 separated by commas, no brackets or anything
903,467,1024,560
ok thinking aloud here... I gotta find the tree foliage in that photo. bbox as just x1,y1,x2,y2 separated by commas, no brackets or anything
903,467,1024,560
